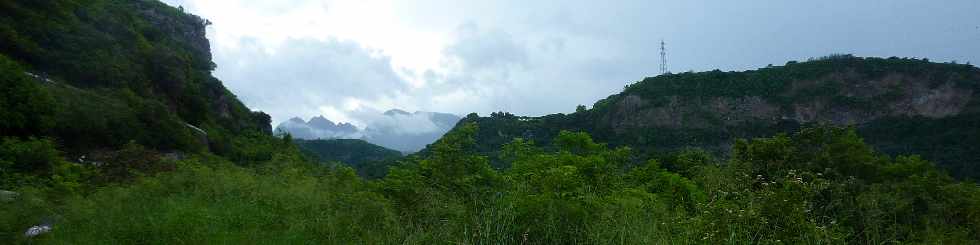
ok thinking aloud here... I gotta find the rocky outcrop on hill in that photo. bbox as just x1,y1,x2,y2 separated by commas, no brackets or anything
444,56,980,178
602,73,975,133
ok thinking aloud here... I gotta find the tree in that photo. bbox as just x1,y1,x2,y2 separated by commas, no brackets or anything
0,55,55,137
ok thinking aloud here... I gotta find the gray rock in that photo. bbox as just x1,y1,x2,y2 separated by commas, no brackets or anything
24,224,52,238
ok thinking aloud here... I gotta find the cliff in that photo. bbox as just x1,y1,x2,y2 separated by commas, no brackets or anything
446,55,980,179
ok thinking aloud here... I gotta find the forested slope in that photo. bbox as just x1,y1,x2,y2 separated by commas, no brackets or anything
294,138,402,179
446,55,980,179
1,0,271,155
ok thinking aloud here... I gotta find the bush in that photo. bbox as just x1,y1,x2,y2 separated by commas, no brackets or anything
0,55,55,137
0,137,62,189
3,122,979,244
10,159,401,244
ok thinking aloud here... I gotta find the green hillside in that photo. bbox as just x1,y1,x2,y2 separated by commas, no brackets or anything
0,0,271,155
295,139,403,179
445,55,980,179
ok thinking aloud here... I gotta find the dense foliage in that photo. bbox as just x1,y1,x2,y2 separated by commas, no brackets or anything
2,0,979,243
0,55,55,137
860,114,980,180
0,0,270,154
618,55,978,107
294,138,404,179
4,124,979,244
448,55,980,180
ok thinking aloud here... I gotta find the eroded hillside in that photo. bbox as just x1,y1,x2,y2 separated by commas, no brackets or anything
448,56,980,178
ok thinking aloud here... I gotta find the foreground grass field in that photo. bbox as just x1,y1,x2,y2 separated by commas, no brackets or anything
3,124,979,244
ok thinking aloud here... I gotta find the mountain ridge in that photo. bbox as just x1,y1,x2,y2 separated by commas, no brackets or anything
437,55,980,179
276,110,462,152
293,138,402,179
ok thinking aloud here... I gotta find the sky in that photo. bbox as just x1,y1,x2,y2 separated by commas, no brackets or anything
160,0,980,127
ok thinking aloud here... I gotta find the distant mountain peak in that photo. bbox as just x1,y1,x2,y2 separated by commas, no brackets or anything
307,116,337,129
275,115,361,140
309,115,331,122
383,109,411,116
278,110,462,152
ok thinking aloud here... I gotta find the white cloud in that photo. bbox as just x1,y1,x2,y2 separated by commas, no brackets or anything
160,0,980,127
212,37,408,125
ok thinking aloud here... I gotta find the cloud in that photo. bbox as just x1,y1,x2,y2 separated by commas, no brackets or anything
276,117,362,140
212,37,408,125
417,22,641,115
358,109,462,152
339,108,437,135
276,109,462,152
160,0,980,129
443,22,528,75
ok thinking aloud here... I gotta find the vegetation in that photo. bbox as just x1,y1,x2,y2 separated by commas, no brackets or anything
449,55,980,180
294,138,403,179
0,55,54,137
620,54,978,106
4,123,980,244
2,0,979,243
0,0,270,155
860,114,980,180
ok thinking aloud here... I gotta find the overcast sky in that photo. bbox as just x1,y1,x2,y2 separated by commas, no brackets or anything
160,0,980,127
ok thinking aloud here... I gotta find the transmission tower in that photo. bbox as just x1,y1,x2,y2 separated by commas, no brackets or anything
659,40,668,75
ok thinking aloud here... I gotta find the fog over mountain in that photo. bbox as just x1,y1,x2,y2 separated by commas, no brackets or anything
276,109,462,152
276,116,362,139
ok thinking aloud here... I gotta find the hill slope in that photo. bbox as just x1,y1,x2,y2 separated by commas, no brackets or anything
0,0,271,155
444,55,980,179
294,139,402,178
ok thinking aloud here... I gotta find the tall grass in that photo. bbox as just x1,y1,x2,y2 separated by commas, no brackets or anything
15,159,401,244
4,127,980,244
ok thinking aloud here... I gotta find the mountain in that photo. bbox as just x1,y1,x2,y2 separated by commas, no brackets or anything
308,116,358,133
438,55,980,179
275,116,360,140
276,110,462,153
362,110,463,152
294,139,402,179
383,109,411,116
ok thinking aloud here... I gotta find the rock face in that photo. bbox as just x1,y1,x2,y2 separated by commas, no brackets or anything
133,0,212,62
602,73,975,134
442,56,980,178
